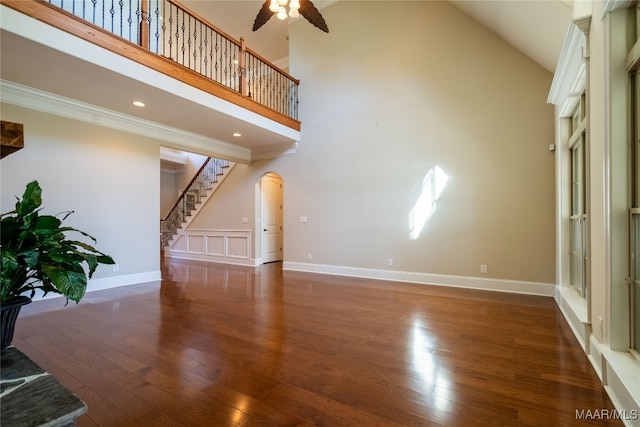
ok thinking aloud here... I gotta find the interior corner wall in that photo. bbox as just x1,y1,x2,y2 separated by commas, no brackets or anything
0,103,161,293
193,1,557,286
288,1,555,283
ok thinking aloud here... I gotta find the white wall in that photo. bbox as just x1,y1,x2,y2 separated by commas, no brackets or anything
1,104,161,294
188,1,556,290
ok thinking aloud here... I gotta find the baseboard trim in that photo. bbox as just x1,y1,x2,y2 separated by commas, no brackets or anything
589,337,640,427
555,284,590,352
282,262,555,296
167,252,260,267
86,271,162,293
29,270,162,301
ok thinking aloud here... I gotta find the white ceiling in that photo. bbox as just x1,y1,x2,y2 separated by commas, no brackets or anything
449,0,573,73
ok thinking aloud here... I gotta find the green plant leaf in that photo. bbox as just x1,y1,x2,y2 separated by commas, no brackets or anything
40,265,87,303
15,181,42,216
35,215,62,231
1,181,115,303
19,249,40,268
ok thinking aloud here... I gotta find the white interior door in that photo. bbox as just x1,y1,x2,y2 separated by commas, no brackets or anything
261,173,283,263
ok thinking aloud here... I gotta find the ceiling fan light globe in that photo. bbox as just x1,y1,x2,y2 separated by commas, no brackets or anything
276,6,287,20
289,0,300,8
277,0,288,6
288,8,299,18
269,0,279,13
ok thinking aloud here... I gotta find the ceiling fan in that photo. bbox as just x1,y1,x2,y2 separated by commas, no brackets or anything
253,0,329,33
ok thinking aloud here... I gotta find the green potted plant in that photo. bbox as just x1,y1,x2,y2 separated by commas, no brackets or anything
1,180,115,349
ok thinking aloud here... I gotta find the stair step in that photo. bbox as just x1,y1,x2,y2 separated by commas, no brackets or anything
161,158,233,247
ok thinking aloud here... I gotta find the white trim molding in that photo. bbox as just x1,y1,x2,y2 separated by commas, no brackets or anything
166,229,257,266
30,270,162,301
590,337,640,427
555,284,591,352
0,80,253,163
602,0,633,19
283,262,555,296
87,271,162,293
548,22,589,116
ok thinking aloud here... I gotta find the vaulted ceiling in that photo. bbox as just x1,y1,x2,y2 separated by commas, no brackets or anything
183,0,573,74
1,1,574,163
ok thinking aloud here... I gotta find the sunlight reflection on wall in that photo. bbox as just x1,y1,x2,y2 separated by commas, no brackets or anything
409,165,449,240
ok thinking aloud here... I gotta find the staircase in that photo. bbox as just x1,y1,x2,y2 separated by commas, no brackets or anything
161,157,234,248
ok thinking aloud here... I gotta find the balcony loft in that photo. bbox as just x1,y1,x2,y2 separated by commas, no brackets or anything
0,0,301,163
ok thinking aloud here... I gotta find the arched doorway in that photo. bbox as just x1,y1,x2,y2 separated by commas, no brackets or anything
260,173,283,263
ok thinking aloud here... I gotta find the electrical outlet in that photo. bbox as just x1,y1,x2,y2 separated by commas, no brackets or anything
480,265,487,274
388,259,393,267
113,264,119,272
307,253,312,261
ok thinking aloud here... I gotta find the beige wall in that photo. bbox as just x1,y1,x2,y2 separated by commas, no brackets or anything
0,104,161,287
190,1,556,284
160,169,177,218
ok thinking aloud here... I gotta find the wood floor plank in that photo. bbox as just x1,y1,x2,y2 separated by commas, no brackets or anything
7,259,622,426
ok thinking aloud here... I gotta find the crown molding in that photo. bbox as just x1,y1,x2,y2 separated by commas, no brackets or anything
548,21,589,116
250,141,298,161
602,0,632,19
0,80,253,163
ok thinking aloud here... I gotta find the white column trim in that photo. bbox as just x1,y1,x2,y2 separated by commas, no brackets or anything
548,23,588,116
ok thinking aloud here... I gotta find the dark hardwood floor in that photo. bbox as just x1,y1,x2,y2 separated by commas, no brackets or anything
10,258,620,426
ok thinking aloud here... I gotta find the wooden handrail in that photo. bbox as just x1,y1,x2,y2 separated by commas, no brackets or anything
163,157,213,222
167,0,297,84
1,0,301,130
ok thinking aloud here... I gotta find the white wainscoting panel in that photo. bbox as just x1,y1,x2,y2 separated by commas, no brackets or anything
187,235,205,254
206,235,225,256
227,235,250,259
167,230,255,266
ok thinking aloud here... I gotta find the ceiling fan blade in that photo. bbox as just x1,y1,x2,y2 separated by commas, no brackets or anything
253,0,274,31
299,0,329,33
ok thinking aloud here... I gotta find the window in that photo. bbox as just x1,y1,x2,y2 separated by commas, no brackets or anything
629,4,640,355
630,66,640,355
569,94,588,299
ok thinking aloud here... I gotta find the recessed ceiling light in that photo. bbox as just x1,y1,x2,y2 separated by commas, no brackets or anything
233,132,241,137
133,101,145,107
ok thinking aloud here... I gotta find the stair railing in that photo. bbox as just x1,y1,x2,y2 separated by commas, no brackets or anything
161,157,229,247
42,0,299,120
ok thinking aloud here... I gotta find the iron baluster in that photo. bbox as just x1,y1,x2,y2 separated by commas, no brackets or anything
44,0,299,120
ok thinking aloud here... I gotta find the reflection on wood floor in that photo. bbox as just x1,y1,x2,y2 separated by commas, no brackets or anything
11,258,621,426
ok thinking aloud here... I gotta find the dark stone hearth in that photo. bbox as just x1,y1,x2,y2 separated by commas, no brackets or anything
1,347,87,426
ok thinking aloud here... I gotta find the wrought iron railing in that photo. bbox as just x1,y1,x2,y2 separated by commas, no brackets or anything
160,157,229,247
46,0,298,120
